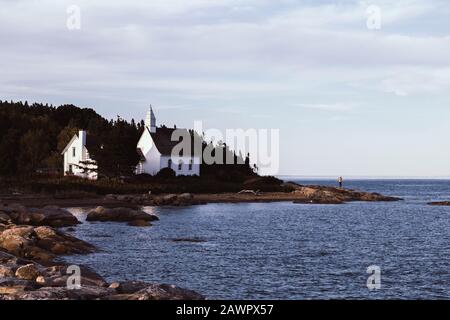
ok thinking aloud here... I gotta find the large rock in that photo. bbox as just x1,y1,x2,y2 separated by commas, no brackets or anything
428,201,450,206
291,185,401,204
0,225,94,263
109,281,149,294
104,283,205,300
27,206,80,227
15,264,40,280
0,204,79,227
86,207,159,223
153,193,203,206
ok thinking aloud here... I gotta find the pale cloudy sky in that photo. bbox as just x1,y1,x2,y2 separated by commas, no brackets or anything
1,0,450,176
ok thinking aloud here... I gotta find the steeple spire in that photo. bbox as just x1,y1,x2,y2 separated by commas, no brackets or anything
145,105,156,133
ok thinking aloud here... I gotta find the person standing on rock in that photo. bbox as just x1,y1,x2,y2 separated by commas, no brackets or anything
338,176,344,189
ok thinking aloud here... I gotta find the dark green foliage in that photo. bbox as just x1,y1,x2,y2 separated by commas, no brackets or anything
0,100,140,177
155,167,176,179
0,174,286,195
0,100,256,182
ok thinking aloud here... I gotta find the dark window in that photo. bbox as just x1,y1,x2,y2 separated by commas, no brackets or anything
178,160,183,170
189,159,193,170
168,159,172,168
69,165,73,173
72,147,76,157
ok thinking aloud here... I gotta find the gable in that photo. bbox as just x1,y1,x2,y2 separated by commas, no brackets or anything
61,134,78,155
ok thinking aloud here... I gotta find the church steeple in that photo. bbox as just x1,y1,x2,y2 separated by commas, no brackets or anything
145,105,156,133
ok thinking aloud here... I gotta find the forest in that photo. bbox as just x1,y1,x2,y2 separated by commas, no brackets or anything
0,100,255,181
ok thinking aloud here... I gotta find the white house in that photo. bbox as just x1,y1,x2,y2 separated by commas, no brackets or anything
61,130,98,180
136,107,201,176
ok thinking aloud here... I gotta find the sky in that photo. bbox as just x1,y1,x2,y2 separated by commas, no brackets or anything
1,0,450,177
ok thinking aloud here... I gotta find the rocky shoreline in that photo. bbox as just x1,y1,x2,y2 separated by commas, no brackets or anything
0,203,204,300
1,183,402,208
0,184,401,300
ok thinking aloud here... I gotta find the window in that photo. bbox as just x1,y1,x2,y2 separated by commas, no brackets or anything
72,147,76,157
168,159,172,168
69,165,73,173
178,160,183,171
189,159,193,170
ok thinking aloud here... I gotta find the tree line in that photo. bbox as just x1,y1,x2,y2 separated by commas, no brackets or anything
0,100,254,180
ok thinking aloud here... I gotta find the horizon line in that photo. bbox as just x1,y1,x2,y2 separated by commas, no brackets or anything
277,175,450,180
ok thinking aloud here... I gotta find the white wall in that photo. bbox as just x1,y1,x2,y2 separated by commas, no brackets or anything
160,155,200,176
63,132,98,180
137,129,162,175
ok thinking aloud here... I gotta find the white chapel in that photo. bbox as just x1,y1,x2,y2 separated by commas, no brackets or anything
136,107,201,176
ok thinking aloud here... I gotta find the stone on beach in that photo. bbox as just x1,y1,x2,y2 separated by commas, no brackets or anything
0,204,79,227
291,184,401,205
152,193,205,206
86,206,159,224
0,224,95,263
15,264,40,280
428,201,450,206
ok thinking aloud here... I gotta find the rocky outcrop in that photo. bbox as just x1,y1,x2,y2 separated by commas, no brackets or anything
0,254,204,300
0,224,205,300
153,193,206,206
86,207,159,224
428,201,450,206
102,283,205,300
0,204,79,227
0,225,94,264
291,184,401,205
103,193,206,207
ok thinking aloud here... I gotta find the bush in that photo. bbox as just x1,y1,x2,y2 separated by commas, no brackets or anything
155,167,176,179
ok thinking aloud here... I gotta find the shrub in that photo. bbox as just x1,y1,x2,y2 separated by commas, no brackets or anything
155,167,176,179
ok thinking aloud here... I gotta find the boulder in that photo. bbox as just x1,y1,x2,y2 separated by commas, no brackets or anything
109,281,149,294
0,225,94,263
153,193,201,206
428,201,450,206
15,264,40,280
86,207,159,223
0,234,31,252
28,206,80,227
108,283,205,300
0,204,79,227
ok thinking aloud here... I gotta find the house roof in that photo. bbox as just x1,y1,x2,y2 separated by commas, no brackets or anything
149,127,201,157
60,134,78,155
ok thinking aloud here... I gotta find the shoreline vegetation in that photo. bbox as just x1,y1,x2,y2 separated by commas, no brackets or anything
1,176,402,208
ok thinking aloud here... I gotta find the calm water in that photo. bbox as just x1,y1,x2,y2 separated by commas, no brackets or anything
64,179,450,299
